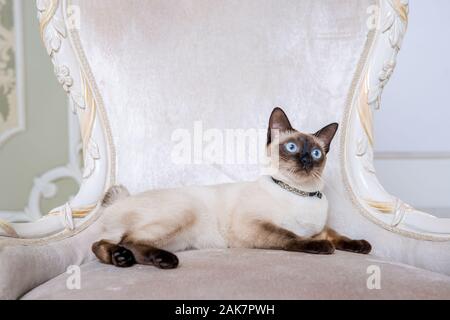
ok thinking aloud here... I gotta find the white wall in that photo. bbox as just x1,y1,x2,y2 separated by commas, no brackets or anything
374,0,450,217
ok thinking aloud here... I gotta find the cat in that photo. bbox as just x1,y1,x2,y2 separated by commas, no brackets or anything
92,107,371,269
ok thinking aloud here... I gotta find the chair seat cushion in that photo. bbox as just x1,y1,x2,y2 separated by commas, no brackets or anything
22,249,450,300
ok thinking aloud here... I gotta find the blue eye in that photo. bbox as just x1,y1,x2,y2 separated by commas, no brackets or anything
285,142,299,153
311,148,322,160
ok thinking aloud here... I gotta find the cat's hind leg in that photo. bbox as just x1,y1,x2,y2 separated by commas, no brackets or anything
103,214,193,269
92,236,180,269
92,239,136,268
112,210,196,269
120,236,179,269
94,203,195,268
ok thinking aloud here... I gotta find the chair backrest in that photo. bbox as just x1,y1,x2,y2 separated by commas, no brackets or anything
73,0,372,193
15,0,450,243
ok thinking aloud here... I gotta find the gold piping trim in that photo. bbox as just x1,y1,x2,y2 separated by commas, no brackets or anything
48,204,97,218
357,75,374,146
80,72,97,150
72,206,96,218
39,0,59,38
366,200,394,213
394,0,408,23
0,220,19,238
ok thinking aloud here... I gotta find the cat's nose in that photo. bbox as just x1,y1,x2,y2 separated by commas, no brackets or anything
300,154,312,168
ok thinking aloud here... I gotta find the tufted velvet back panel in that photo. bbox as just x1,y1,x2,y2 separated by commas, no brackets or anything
74,0,372,193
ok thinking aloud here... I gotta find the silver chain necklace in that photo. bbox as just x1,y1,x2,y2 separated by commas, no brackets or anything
271,177,323,199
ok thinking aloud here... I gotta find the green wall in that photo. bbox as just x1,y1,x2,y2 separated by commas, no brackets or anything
0,0,78,220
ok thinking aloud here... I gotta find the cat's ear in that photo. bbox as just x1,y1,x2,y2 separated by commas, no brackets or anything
314,123,339,153
267,107,293,145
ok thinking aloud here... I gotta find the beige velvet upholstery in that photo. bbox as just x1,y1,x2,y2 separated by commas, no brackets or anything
0,222,103,300
22,250,450,300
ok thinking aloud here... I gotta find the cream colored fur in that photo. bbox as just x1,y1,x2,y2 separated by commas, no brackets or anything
96,108,338,254
97,175,328,252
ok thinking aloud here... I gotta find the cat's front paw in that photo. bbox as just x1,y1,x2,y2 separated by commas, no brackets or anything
149,249,179,269
304,240,335,254
288,240,335,254
111,246,136,267
339,239,372,254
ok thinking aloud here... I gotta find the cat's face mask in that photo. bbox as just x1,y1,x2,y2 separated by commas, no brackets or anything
266,107,338,183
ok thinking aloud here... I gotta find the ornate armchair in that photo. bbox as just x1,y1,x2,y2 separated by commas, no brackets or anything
1,0,450,299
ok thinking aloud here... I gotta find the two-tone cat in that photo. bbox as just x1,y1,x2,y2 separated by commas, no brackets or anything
92,107,371,269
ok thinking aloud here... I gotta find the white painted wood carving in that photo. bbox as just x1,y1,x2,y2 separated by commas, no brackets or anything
343,0,450,240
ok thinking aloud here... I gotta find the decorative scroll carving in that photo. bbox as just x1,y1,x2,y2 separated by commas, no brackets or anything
356,1,409,176
54,64,85,112
36,0,101,222
383,0,408,49
0,0,98,234
37,0,65,57
345,1,450,239
357,1,411,218
368,0,409,110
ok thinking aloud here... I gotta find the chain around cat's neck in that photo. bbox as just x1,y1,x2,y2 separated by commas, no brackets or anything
271,177,323,199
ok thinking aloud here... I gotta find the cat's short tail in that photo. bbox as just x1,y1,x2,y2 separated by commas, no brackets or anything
101,185,130,208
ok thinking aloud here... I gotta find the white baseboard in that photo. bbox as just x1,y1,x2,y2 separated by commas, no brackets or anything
375,151,450,159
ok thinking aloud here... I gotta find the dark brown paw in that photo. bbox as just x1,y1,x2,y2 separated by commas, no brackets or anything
111,246,136,267
149,250,179,269
339,239,372,254
304,240,335,254
288,240,335,254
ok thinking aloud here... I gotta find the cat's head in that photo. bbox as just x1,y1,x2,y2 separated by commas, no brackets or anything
266,107,338,189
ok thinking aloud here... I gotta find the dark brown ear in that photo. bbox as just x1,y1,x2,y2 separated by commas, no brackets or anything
314,123,339,153
267,107,293,145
